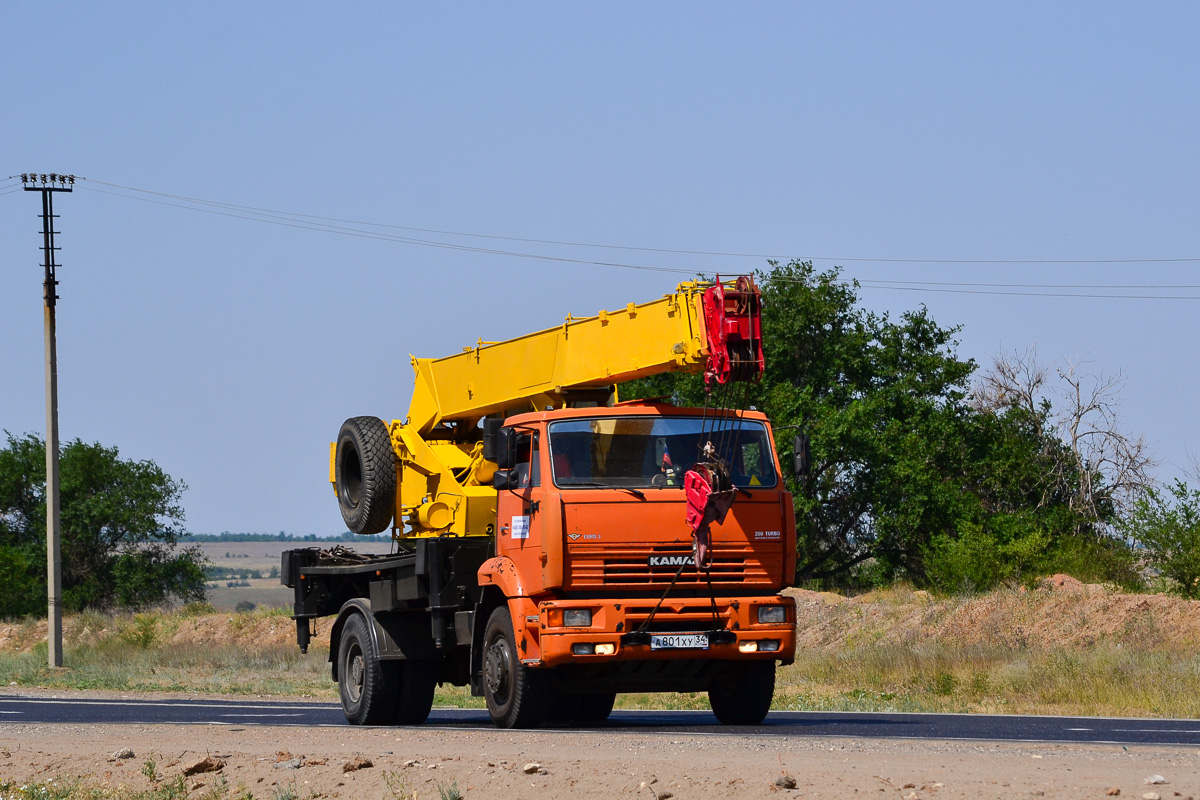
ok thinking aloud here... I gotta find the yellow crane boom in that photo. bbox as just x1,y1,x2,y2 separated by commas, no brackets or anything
332,276,763,539
407,281,714,435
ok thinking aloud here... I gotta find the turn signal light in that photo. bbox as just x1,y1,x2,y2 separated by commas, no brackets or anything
738,641,759,653
594,643,616,656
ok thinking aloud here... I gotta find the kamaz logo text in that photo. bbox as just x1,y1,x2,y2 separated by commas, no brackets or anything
649,555,692,567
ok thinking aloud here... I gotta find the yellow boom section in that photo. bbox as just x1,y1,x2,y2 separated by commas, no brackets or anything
406,282,712,435
351,280,735,539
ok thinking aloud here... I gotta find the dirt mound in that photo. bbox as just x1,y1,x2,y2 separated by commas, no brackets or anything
5,577,1198,657
785,578,1200,651
167,614,330,650
1038,573,1091,593
0,611,332,655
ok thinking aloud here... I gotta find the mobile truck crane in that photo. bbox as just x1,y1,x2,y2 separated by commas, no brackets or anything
282,276,802,728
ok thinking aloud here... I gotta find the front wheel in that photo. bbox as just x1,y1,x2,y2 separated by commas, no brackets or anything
548,689,617,725
482,607,549,728
575,691,617,723
708,659,775,725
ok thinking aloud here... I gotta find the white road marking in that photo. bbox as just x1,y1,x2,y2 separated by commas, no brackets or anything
1113,728,1200,734
219,713,304,718
1064,727,1092,731
0,711,22,714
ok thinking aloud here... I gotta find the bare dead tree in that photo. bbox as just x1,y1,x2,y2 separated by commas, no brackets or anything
973,349,1155,529
1054,359,1155,520
970,347,1048,417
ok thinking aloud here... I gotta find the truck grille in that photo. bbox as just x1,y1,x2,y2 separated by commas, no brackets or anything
623,603,727,633
565,544,773,590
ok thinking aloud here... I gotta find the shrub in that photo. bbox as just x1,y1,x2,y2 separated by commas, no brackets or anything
1122,480,1200,598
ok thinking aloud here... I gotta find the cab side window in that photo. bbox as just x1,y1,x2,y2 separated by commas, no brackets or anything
514,432,540,488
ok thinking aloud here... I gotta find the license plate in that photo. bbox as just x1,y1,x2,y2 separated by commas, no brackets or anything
650,633,709,650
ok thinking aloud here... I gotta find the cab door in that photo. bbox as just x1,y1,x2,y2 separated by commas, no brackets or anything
495,429,552,592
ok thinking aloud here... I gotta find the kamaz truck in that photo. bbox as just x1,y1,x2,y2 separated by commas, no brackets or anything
282,276,803,728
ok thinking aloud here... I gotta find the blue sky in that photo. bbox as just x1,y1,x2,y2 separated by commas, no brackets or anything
2,4,1197,534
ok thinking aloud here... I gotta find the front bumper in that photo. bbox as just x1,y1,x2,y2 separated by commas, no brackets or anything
534,594,796,668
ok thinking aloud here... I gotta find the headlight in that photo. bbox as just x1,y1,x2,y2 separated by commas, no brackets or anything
564,609,592,627
757,605,786,624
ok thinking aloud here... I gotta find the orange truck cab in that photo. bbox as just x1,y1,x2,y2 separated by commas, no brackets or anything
473,403,796,726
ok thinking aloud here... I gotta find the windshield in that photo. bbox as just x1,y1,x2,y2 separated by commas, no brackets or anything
548,416,778,489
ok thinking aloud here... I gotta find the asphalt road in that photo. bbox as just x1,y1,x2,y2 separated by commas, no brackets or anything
3,694,1200,746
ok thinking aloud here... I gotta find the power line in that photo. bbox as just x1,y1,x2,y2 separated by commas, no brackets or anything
856,283,1200,301
76,184,700,276
44,177,1200,301
84,179,789,260
79,178,1200,267
858,278,1200,290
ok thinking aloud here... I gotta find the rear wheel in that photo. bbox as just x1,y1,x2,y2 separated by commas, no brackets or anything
482,607,548,728
392,659,438,725
337,613,397,725
708,659,775,725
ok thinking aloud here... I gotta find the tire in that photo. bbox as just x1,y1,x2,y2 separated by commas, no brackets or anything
545,690,579,725
575,690,616,724
336,416,396,534
482,607,548,729
392,659,438,725
549,689,616,725
337,613,398,725
708,659,775,725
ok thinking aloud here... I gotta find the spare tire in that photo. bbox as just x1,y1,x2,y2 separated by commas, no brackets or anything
335,416,397,534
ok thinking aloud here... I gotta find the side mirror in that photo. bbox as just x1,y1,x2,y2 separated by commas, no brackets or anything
792,433,811,478
493,469,518,490
482,418,503,462
493,427,516,469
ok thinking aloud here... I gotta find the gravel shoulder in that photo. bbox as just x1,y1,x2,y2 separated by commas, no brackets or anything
3,712,1199,799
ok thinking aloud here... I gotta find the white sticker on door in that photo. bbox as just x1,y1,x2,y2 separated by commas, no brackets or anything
511,515,530,539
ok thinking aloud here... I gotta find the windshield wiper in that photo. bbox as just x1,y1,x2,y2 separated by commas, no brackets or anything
560,481,646,499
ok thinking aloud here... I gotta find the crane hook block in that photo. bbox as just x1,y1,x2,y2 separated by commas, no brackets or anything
701,275,765,387
684,462,736,570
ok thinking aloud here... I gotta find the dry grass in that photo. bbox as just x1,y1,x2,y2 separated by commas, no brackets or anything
0,606,331,697
776,643,1200,717
774,577,1200,717
0,776,266,800
3,576,1199,718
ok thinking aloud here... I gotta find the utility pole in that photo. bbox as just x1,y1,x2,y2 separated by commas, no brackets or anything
22,173,73,669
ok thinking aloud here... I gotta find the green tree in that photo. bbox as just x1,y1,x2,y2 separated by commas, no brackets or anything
624,260,983,583
622,260,1132,590
1121,480,1200,598
919,394,1129,592
0,432,207,616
